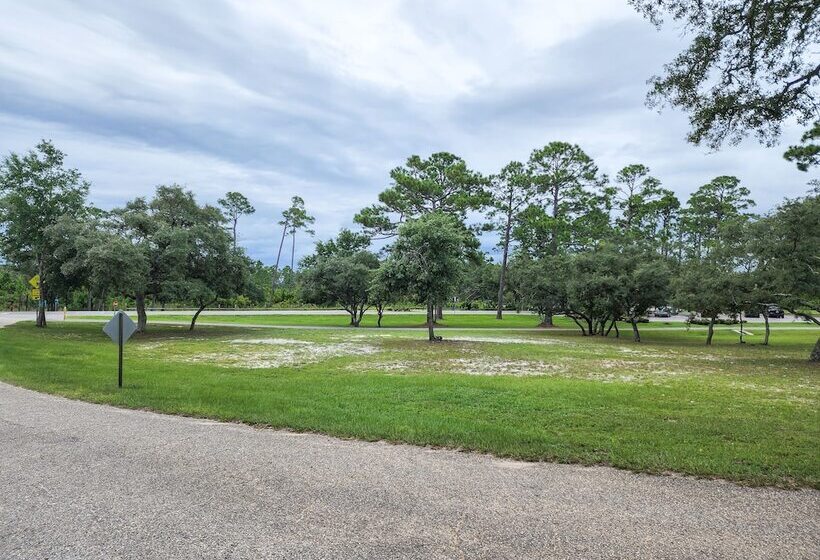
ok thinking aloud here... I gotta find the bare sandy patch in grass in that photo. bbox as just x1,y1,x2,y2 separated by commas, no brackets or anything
356,357,559,377
615,346,664,357
228,338,313,345
446,335,569,346
448,357,559,376
154,339,380,369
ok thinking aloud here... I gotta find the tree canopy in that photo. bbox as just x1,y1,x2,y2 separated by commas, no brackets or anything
375,212,468,341
630,0,820,151
0,140,90,326
355,152,487,238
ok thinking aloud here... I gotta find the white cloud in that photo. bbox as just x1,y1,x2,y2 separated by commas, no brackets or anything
0,0,816,264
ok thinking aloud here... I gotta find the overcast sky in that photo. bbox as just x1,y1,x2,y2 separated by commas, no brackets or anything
1,0,816,263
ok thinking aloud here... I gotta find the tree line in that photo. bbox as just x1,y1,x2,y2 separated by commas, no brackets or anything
300,145,818,360
0,140,817,359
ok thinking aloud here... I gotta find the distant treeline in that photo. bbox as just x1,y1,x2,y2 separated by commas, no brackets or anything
0,141,817,358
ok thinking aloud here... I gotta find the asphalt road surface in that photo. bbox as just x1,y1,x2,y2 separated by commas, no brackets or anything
1,383,818,559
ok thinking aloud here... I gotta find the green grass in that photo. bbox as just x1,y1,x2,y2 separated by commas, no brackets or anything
70,311,815,331
1,321,817,488
74,311,559,328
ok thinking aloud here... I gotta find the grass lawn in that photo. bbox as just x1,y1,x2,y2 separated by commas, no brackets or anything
74,311,563,328
70,310,814,332
1,321,817,488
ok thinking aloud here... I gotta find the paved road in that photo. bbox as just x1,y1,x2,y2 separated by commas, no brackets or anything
1,383,817,559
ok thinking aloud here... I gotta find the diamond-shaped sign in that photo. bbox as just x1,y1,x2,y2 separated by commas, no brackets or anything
103,311,138,344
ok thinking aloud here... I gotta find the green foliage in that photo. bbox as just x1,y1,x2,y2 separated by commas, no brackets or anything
87,185,252,330
486,161,535,235
275,195,315,273
0,140,90,324
753,188,820,325
630,0,820,149
218,191,255,247
680,175,755,260
673,261,739,327
784,120,820,171
508,255,568,322
613,164,680,253
565,249,623,335
517,142,611,256
615,244,672,341
164,220,250,329
300,228,371,269
377,212,468,339
76,222,149,301
354,152,487,238
0,267,27,310
487,161,536,316
280,196,314,237
300,231,379,326
457,258,499,309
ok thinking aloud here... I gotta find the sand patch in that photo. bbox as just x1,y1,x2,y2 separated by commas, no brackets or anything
357,357,558,377
228,338,313,345
446,335,568,345
448,357,559,376
166,339,379,369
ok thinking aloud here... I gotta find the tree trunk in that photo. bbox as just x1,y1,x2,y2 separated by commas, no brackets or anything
135,292,147,332
763,313,770,346
37,300,46,327
568,315,586,335
377,307,384,328
232,218,238,249
614,321,620,338
190,301,214,331
550,187,559,256
630,318,640,343
738,315,745,344
291,230,296,270
496,221,511,320
427,301,439,342
350,304,362,327
36,260,46,328
273,221,289,288
706,316,715,345
541,312,554,327
436,304,443,320
810,337,820,362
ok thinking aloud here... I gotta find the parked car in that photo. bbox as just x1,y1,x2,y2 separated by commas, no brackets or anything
767,305,785,318
745,304,785,319
652,307,672,318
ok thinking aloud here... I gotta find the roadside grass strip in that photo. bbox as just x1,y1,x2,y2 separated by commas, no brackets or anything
1,321,817,488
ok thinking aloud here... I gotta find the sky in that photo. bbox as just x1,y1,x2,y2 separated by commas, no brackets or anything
1,0,816,264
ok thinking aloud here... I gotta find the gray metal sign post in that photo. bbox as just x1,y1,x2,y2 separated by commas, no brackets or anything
103,311,138,388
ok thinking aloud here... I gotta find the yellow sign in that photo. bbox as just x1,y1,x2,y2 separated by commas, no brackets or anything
30,288,40,300
29,274,40,288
